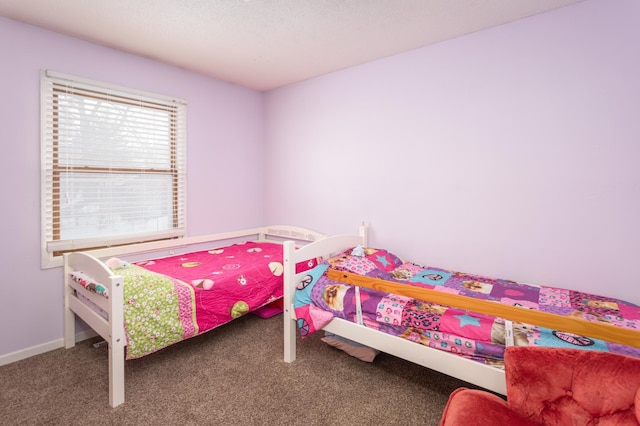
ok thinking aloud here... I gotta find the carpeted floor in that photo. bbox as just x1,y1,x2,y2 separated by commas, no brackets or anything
0,314,479,425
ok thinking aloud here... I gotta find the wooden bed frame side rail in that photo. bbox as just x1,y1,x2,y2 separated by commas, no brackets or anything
72,225,324,263
322,317,508,395
328,270,640,349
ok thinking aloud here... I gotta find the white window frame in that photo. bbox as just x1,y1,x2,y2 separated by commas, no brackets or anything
40,70,187,268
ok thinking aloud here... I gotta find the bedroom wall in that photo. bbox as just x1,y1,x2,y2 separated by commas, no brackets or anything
263,0,640,304
0,17,264,359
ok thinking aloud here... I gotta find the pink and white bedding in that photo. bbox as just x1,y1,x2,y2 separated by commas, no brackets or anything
294,246,640,366
72,241,316,359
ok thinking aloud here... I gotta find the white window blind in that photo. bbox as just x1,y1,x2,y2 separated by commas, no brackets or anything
41,70,187,267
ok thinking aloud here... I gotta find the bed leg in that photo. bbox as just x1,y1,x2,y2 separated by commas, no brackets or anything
63,254,76,349
283,241,297,363
109,341,125,408
63,305,76,349
284,306,297,363
109,275,126,407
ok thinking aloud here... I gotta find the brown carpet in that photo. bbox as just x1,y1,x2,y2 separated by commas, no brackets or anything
0,314,479,425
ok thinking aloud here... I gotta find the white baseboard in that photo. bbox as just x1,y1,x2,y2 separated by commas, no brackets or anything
0,329,98,366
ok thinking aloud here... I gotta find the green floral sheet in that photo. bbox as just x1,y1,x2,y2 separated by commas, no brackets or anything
117,265,197,359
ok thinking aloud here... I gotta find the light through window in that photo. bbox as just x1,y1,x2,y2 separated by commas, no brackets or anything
41,71,187,267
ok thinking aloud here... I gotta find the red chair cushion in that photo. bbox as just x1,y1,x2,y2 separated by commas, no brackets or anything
505,347,640,425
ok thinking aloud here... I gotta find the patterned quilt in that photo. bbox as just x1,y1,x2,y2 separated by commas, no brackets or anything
294,246,640,366
74,241,316,359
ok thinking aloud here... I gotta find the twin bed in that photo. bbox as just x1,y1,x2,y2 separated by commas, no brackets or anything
282,227,640,396
63,225,325,407
64,223,640,407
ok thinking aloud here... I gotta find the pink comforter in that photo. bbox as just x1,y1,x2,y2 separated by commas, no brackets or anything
113,241,315,358
136,241,314,332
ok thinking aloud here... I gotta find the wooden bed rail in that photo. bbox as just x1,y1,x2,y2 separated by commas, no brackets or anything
327,269,640,349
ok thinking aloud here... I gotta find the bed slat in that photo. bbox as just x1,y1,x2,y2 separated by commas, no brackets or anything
68,296,111,342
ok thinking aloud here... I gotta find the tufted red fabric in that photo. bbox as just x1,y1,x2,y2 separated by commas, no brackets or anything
506,347,640,425
440,347,640,426
440,388,539,426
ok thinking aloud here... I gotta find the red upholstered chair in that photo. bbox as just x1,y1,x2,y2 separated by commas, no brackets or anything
440,346,640,426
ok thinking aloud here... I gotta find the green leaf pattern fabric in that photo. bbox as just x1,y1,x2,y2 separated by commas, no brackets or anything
118,265,197,359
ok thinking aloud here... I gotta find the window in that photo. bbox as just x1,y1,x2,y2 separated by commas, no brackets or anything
41,71,187,268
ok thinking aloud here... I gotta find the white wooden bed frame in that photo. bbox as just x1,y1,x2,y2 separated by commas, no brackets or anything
282,224,508,395
63,225,326,408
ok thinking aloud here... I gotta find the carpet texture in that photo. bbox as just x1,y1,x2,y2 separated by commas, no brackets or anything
1,315,478,425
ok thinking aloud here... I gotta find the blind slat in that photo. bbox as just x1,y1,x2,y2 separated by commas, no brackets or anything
41,70,187,266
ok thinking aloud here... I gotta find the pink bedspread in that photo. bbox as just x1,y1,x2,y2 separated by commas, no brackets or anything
137,241,316,332
137,241,287,332
110,241,315,358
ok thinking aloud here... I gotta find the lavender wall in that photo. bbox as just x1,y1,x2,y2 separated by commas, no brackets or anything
0,17,264,358
263,0,640,304
2,0,638,362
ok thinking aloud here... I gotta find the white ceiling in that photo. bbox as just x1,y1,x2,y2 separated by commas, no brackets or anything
1,0,584,91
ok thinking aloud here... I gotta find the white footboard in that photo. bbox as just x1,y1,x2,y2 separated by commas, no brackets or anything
64,252,126,407
283,225,367,363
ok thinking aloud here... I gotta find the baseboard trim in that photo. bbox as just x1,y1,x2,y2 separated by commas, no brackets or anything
0,329,98,366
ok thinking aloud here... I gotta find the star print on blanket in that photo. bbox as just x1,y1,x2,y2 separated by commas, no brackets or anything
293,246,640,365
